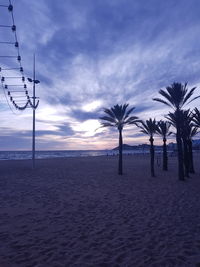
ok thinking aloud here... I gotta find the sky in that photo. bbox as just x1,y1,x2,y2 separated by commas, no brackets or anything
0,0,200,150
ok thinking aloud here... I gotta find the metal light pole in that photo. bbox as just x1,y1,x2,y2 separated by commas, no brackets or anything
28,54,40,169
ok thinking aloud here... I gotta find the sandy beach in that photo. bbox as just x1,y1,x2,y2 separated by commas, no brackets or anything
0,154,200,267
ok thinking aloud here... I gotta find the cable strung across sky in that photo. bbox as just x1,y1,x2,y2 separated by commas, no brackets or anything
0,0,39,113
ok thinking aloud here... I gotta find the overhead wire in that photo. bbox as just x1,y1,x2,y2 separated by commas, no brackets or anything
0,0,39,113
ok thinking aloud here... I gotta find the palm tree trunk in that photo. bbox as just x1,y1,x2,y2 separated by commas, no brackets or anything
176,124,185,181
188,139,195,173
118,129,123,175
149,136,155,177
163,137,168,171
183,138,189,178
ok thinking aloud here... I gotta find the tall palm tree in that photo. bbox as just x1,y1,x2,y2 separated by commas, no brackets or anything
153,82,199,181
137,118,158,177
99,104,139,175
166,109,185,179
166,109,198,177
179,110,193,177
156,120,171,171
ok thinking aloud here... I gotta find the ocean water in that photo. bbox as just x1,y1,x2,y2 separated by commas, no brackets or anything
0,150,149,161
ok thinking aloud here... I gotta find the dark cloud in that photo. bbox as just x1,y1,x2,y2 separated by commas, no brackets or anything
56,124,75,136
1,0,200,150
69,109,99,122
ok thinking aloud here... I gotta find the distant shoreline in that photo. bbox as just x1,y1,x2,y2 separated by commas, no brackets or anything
0,149,175,161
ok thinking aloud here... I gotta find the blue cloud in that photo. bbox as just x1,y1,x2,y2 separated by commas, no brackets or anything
1,0,200,149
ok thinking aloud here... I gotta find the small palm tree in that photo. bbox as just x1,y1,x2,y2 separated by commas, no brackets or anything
153,82,199,181
156,120,171,171
99,104,139,175
137,118,158,177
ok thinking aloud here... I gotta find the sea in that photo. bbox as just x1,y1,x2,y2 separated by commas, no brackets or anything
0,150,150,161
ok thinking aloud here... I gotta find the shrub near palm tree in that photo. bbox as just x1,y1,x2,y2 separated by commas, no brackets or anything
99,104,139,175
157,120,171,171
153,82,199,181
137,118,158,177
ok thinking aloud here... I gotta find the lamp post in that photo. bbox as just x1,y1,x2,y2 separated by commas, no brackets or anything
28,54,40,169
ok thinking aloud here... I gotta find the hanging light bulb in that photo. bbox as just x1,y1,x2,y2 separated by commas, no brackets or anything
8,5,13,12
12,25,16,32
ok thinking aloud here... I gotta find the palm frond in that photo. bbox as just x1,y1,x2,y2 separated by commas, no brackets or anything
191,127,199,137
193,108,200,127
183,87,196,105
153,98,172,107
159,89,173,106
99,103,137,130
100,122,115,128
187,95,200,105
136,119,157,136
140,129,149,135
157,120,171,137
153,82,198,110
99,116,116,124
124,106,135,120
103,108,116,119
124,116,140,125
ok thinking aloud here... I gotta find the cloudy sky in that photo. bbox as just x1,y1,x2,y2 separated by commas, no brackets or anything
0,0,200,150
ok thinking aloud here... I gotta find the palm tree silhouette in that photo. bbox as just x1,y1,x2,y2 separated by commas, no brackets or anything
179,110,193,177
167,109,198,177
181,110,196,176
153,82,199,180
99,104,139,175
166,109,184,179
156,120,171,171
137,118,158,177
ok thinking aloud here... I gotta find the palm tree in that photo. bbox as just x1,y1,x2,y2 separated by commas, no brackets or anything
179,110,194,177
167,109,197,177
137,118,158,177
181,110,192,177
166,109,185,179
156,120,171,171
99,104,139,175
153,82,199,180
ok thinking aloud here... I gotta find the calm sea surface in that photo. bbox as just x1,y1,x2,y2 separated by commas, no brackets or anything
0,150,150,160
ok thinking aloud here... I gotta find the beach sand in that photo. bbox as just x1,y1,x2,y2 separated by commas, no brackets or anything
0,154,200,267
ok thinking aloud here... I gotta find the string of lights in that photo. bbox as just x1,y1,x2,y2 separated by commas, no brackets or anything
0,0,39,113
